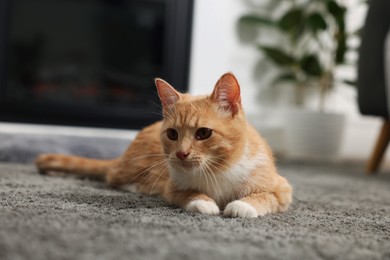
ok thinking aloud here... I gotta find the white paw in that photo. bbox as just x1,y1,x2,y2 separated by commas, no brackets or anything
223,200,258,218
185,200,220,215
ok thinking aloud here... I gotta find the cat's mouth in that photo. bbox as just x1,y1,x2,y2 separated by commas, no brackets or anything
171,159,201,170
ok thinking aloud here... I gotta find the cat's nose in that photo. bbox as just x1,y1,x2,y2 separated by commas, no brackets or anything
176,151,190,161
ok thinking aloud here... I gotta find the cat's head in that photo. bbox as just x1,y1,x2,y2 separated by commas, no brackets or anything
155,73,247,174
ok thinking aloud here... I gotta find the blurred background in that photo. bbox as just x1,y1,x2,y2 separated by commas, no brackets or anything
1,0,389,169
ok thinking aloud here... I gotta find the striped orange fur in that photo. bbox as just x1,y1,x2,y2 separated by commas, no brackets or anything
36,73,292,218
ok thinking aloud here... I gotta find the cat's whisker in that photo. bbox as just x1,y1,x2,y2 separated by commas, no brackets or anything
125,159,167,185
141,160,167,185
149,166,168,196
203,162,223,198
147,101,177,123
120,153,167,163
201,163,217,197
199,162,211,193
148,99,164,110
164,102,177,122
162,109,175,122
149,97,176,122
151,92,177,121
203,166,212,193
147,111,164,118
164,112,175,123
208,156,235,171
206,157,232,172
206,158,242,193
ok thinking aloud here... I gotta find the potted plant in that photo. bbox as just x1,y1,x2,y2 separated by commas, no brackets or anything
238,0,360,160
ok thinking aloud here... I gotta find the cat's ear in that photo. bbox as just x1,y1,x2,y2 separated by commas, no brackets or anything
155,78,181,108
210,72,241,116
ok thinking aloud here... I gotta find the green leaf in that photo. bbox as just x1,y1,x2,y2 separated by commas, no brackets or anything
278,8,306,41
327,0,346,31
335,33,347,64
239,15,274,26
278,9,304,31
272,73,297,85
327,0,345,18
326,0,347,64
307,13,327,32
300,55,323,76
352,28,363,37
258,46,296,66
343,79,357,86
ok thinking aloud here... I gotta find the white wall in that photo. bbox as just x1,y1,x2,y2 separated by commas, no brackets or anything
188,0,259,113
189,0,389,163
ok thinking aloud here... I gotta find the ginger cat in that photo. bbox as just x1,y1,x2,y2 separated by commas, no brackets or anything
36,73,292,218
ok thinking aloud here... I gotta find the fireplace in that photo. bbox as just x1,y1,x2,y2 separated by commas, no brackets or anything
0,0,193,129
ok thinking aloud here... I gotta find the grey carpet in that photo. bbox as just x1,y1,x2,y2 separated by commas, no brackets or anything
1,160,390,260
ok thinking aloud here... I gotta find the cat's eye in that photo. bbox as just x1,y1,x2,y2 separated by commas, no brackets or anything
195,128,212,140
166,128,178,141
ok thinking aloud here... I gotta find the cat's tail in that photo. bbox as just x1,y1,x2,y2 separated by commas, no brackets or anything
35,153,119,179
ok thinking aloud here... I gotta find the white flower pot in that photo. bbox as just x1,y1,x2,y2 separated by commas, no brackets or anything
247,110,285,154
283,109,346,160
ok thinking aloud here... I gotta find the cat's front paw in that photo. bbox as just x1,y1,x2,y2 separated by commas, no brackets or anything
223,200,258,218
185,199,220,215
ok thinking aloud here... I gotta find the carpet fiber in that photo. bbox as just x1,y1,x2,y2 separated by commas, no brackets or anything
1,161,390,260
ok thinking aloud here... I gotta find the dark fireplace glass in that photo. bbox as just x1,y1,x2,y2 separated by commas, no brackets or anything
0,0,193,129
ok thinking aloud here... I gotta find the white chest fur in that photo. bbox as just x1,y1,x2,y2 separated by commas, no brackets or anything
169,144,269,207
